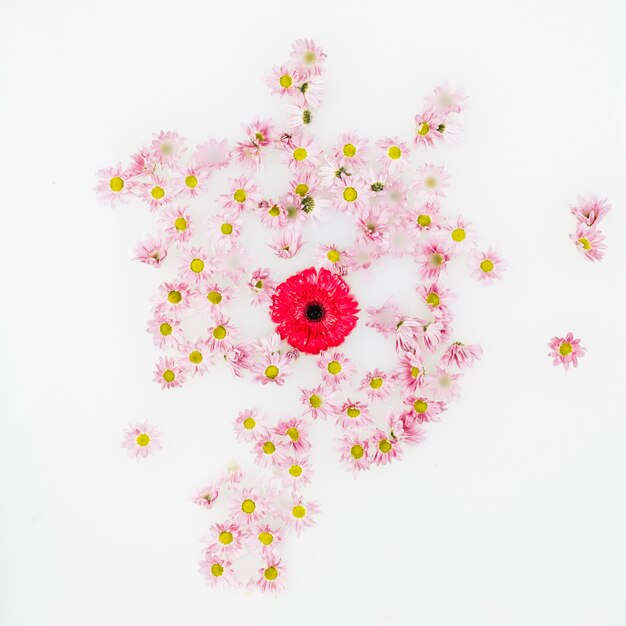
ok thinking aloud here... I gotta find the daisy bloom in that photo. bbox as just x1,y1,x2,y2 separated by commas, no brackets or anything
570,223,606,262
274,417,311,454
337,434,371,475
376,137,411,172
269,230,304,259
139,174,173,212
206,313,237,353
154,356,186,389
221,176,258,213
207,211,242,252
133,236,168,268
199,551,235,589
270,267,359,354
256,554,287,593
317,351,356,388
223,343,254,378
426,367,462,402
155,280,195,316
417,281,454,311
285,103,313,129
389,411,426,446
207,521,247,554
442,216,476,254
266,64,302,97
150,130,186,166
416,238,452,280
470,248,506,283
179,247,213,283
414,108,446,147
253,351,292,386
404,396,447,423
333,132,369,169
291,38,326,76
392,352,427,395
253,429,285,468
179,340,212,377
253,523,285,555
425,82,468,114
192,484,220,509
359,369,394,400
441,342,483,369
409,201,442,233
317,244,351,275
278,454,313,491
192,139,230,170
231,487,268,525
248,268,277,306
413,163,449,200
300,384,336,420
214,246,249,284
282,132,321,170
395,316,424,354
331,177,368,214
548,332,585,371
95,163,135,207
257,199,288,229
172,162,209,198
121,421,163,460
356,208,390,246
336,398,372,430
198,282,235,316
287,497,319,536
570,194,612,227
365,298,402,339
158,205,193,244
294,73,325,109
233,408,264,443
369,430,402,466
147,311,183,349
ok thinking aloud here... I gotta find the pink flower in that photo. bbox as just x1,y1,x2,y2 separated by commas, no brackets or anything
408,201,442,233
139,175,173,212
224,343,254,378
256,554,287,593
403,396,447,423
253,428,286,468
150,130,186,166
282,132,322,170
278,454,313,490
206,313,237,353
153,356,186,389
389,411,426,446
286,497,319,535
413,163,449,200
252,351,292,386
198,282,235,317
376,137,411,172
416,238,451,280
300,385,336,420
290,38,326,76
369,430,402,466
570,223,606,262
248,268,277,306
192,139,230,170
172,162,209,198
426,367,462,403
548,332,585,371
394,316,424,354
470,248,506,283
269,230,303,259
265,64,303,97
425,82,468,114
257,199,288,229
333,132,369,169
233,408,264,442
316,243,352,275
192,484,219,509
253,523,285,555
179,247,213,283
365,299,402,338
133,236,168,268
207,521,247,554
230,487,269,525
414,108,446,147
199,551,235,588
392,353,426,395
416,281,454,311
337,434,371,475
274,417,311,454
331,177,368,213
155,280,195,316
442,216,476,254
359,369,394,400
221,176,258,213
179,340,213,377
570,194,612,226
336,399,372,430
158,205,193,244
207,211,242,252
146,312,183,349
317,351,356,388
121,421,163,460
95,163,135,207
441,342,483,369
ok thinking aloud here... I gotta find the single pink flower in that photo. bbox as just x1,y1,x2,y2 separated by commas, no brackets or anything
95,163,136,207
133,236,168,268
369,430,402,466
121,421,163,460
440,342,483,369
192,484,219,509
570,223,606,262
548,332,585,371
337,434,372,475
153,356,186,389
256,554,287,593
569,193,612,227
470,248,506,283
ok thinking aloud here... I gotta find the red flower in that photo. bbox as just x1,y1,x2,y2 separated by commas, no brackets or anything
270,267,359,354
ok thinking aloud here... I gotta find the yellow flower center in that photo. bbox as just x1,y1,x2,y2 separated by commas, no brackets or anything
167,290,182,304
207,291,222,305
151,186,165,199
286,427,299,442
136,433,150,447
351,444,364,459
264,566,278,581
279,74,292,88
410,366,421,379
424,176,437,189
430,253,444,267
218,531,233,545
451,228,466,242
162,370,175,383
109,176,124,192
327,249,341,263
309,394,322,408
425,292,440,307
304,50,316,64
159,322,172,336
417,214,431,227
174,217,187,231
343,143,357,157
480,259,494,273
387,146,402,160
378,439,392,453
189,350,203,364
289,464,303,477
220,223,233,235
210,563,223,577
233,189,247,203
185,175,198,188
413,400,428,413
327,361,342,375
578,237,591,250
213,325,227,340
292,505,306,519
241,499,256,514
243,417,256,430
294,183,309,196
254,280,263,289
369,377,383,389
190,258,204,273
559,342,573,356
265,365,279,379
343,187,358,202
262,441,276,455
293,147,308,161
346,407,360,418
417,121,430,136
268,205,281,217
258,531,273,545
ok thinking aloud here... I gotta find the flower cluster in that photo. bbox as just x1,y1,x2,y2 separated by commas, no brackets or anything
569,194,611,262
98,39,506,592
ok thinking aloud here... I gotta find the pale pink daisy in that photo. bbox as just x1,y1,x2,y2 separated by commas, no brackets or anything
392,353,427,395
207,521,247,554
192,484,219,509
441,342,483,369
213,246,249,284
172,162,209,198
425,82,468,114
548,332,585,371
121,421,163,460
192,139,230,170
223,343,254,378
150,130,186,166
274,417,311,454
369,430,402,466
257,199,288,229
199,551,235,589
253,523,285,555
146,312,183,349
179,340,213,377
570,194,612,226
139,174,173,212
153,356,186,389
299,384,336,420
127,146,159,177
230,487,268,525
290,170,320,199
291,38,326,76
389,411,426,446
359,369,394,400
442,216,476,254
179,247,213,283
232,119,275,171
470,248,506,283
287,497,319,536
336,399,372,430
404,395,447,423
426,367,462,402
253,351,292,386
317,243,351,275
285,103,313,129
416,238,452,280
356,209,390,246
416,281,454,311
408,201,442,232
158,205,193,244
95,163,136,206
282,133,321,170
414,108,446,147
413,163,449,200
376,137,411,172
253,429,286,468
133,236,168,268
395,316,425,354
154,280,195,316
265,64,302,97
294,74,325,109
379,178,409,213
337,434,371,475
256,554,287,593
197,282,235,316
570,224,606,262
269,230,304,259
206,313,237,353
317,351,356,387
278,454,313,491
365,298,402,339
221,176,258,213
333,132,369,169
233,408,264,443
421,316,448,352
248,268,277,306
207,211,243,252
331,177,368,213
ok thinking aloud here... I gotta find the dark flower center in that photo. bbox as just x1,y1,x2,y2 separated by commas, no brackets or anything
305,302,325,322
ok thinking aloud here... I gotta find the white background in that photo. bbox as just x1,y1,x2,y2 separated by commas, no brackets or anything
1,0,625,624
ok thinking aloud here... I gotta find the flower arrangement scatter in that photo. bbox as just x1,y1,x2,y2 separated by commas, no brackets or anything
548,332,585,371
97,39,505,592
569,194,611,262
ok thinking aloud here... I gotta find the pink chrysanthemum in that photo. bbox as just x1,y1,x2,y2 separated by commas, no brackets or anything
139,175,173,212
199,551,235,588
365,298,402,339
230,487,269,525
265,64,303,97
206,313,237,353
333,132,369,169
248,268,277,306
389,411,426,446
569,193,612,227
426,367,463,403
416,238,452,280
155,280,195,317
392,353,426,395
274,417,311,454
416,281,453,311
252,351,292,386
158,205,193,244
299,384,336,420
290,38,326,76
121,421,163,460
270,267,359,354
256,554,287,593
282,133,322,170
369,430,402,466
359,369,394,400
179,247,213,283
147,312,183,349
233,408,264,443
253,523,285,555
548,332,585,371
192,484,219,509
150,130,186,166
414,108,446,147
221,176,258,213
376,137,411,172
207,521,247,554
95,163,135,207
224,343,254,378
424,82,468,114
403,396,447,423
253,428,286,468
269,230,304,259
570,223,606,262
337,434,371,475
336,398,372,430
172,162,209,198
413,163,449,200
331,177,368,213
179,340,212,377
198,282,235,317
441,342,483,369
470,248,506,283
278,454,313,490
153,356,186,389
133,236,168,268
408,200,442,233
286,497,319,536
